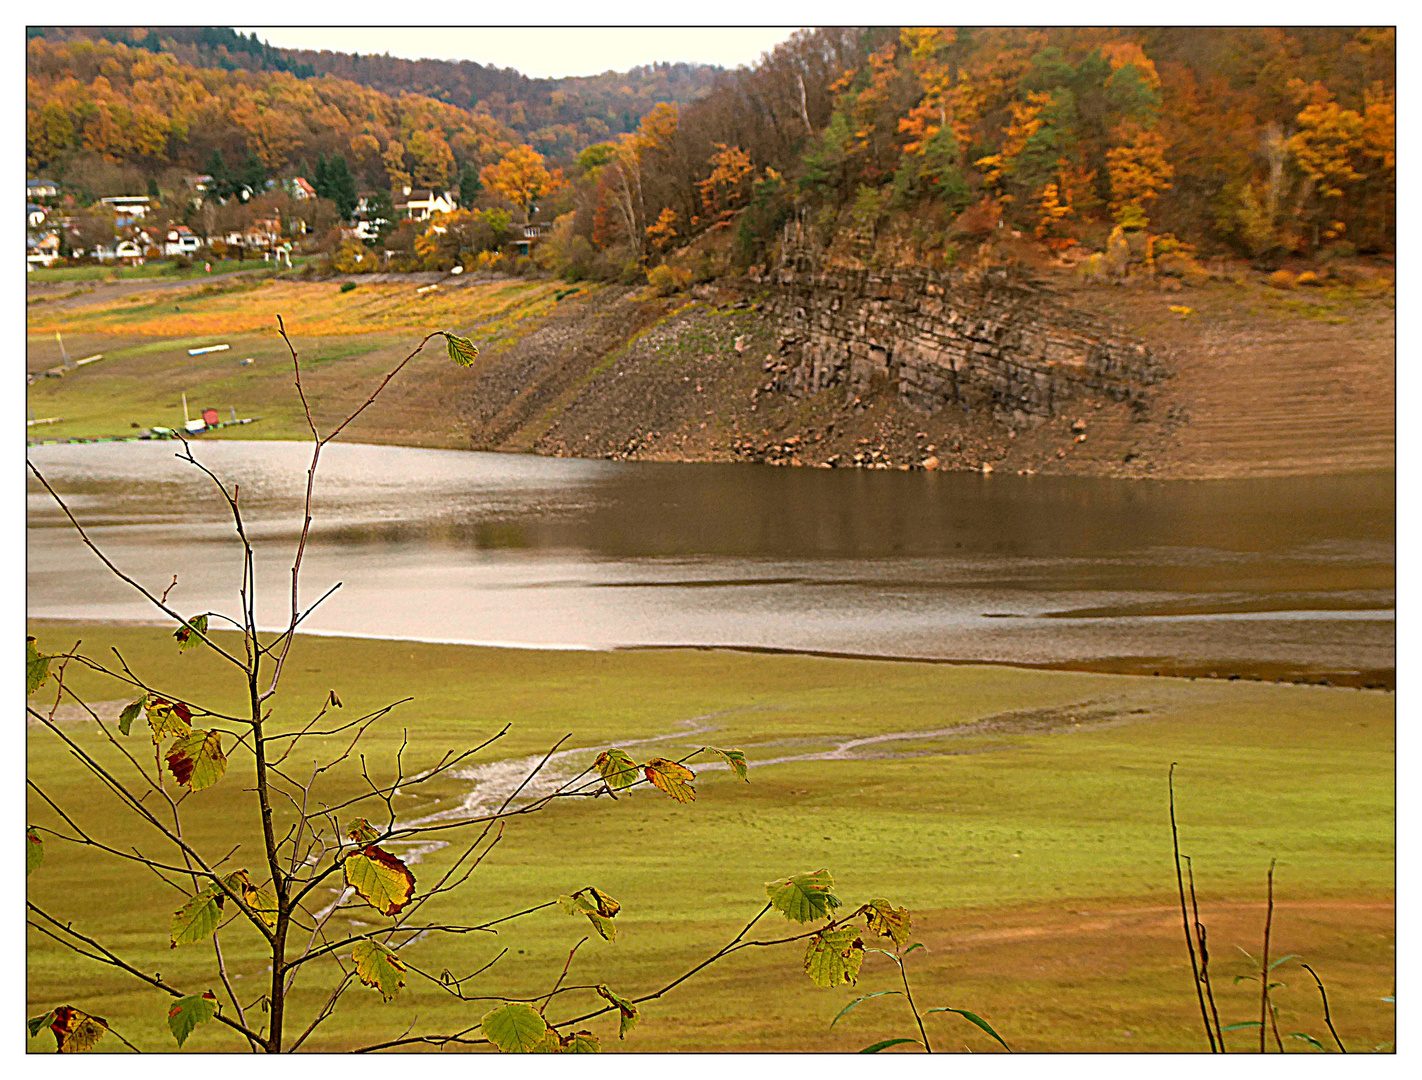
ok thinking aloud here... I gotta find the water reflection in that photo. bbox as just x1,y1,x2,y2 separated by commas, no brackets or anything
27,441,1394,682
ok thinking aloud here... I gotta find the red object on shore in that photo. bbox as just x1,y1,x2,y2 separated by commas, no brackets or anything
201,408,219,426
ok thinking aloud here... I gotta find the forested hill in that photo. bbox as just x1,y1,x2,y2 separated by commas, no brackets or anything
27,27,722,159
27,27,1394,267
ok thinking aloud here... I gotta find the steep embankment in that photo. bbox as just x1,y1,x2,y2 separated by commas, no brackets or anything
452,264,1393,480
28,266,1393,479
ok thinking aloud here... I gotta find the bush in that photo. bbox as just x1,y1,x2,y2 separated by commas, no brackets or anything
647,263,692,297
340,281,356,293
1295,270,1323,287
1268,269,1297,290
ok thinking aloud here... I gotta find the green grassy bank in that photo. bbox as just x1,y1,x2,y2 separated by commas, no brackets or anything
26,623,1394,1053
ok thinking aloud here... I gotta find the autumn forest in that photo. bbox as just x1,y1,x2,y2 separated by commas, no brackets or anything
27,27,1395,277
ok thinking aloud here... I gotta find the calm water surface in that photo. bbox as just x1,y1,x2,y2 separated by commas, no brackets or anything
27,441,1394,681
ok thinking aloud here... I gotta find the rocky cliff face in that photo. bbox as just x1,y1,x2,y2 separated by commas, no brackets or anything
763,264,1168,427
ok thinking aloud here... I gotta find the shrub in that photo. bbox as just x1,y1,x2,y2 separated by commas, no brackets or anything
647,263,691,296
340,281,356,293
1268,269,1297,290
1295,270,1323,287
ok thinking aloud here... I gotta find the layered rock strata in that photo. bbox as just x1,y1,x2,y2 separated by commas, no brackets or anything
764,265,1167,423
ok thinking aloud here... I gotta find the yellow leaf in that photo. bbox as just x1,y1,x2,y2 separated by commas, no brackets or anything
644,757,695,802
344,845,416,915
46,1006,108,1053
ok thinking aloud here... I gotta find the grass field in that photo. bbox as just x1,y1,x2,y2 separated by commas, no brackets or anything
26,278,581,446
27,258,315,285
26,622,1395,1053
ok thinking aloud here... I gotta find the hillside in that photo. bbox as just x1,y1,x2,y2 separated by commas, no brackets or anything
26,258,1393,482
27,27,720,164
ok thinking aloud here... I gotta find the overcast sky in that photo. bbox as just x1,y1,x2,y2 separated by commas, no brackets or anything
233,28,801,79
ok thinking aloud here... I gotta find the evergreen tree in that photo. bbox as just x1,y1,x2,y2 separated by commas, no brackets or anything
242,152,267,198
314,153,330,201
370,189,396,240
146,176,160,200
458,163,483,208
329,155,358,219
204,150,231,200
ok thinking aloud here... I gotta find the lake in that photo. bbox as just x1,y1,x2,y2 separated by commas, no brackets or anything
27,440,1394,685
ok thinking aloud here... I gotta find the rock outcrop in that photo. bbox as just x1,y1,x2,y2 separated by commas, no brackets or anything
764,264,1168,425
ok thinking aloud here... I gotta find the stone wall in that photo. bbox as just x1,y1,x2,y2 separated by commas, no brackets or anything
762,264,1167,423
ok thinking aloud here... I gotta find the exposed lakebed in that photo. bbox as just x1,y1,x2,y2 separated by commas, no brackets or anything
27,440,1394,685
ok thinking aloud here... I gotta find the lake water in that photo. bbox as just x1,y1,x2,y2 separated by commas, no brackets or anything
26,440,1394,685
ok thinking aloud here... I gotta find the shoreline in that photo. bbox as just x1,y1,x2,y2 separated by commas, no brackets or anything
25,616,1395,692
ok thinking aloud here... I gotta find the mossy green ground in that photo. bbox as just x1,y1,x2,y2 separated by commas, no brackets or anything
26,623,1393,1053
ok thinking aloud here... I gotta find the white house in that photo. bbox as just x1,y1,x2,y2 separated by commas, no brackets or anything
28,178,59,199
164,225,202,257
99,195,151,222
27,204,47,228
27,231,60,268
395,186,456,222
286,177,317,200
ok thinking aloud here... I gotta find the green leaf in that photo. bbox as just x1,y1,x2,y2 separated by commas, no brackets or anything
1221,1021,1263,1032
174,614,208,652
644,757,696,802
347,817,381,845
860,1038,921,1053
482,1002,553,1052
1289,1032,1327,1051
593,749,640,791
706,746,749,781
45,1006,107,1052
171,887,224,948
118,697,146,736
766,869,842,923
830,990,903,1028
146,698,192,744
804,926,864,987
344,845,416,915
27,827,44,876
352,940,407,1001
560,1030,601,1053
1269,954,1300,971
925,1007,1012,1052
864,898,912,948
165,730,227,791
27,637,51,695
902,942,926,956
596,984,639,1039
27,1011,56,1038
444,332,481,367
167,991,218,1047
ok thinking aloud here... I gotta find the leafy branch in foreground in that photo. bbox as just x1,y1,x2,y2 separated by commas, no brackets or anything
33,319,895,1054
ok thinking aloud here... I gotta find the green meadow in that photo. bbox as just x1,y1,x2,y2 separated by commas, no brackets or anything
26,622,1394,1053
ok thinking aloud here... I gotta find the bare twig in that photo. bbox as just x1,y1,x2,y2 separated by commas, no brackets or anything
1300,963,1346,1052
1169,764,1218,1052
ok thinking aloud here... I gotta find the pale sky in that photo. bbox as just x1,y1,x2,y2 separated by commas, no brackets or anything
233,28,801,80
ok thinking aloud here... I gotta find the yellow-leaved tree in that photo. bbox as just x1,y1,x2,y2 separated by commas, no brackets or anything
480,144,564,223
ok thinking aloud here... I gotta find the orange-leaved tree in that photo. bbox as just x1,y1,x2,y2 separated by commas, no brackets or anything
480,144,564,223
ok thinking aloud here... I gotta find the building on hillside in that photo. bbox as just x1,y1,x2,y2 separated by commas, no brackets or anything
164,225,202,257
287,177,317,200
98,195,151,224
246,218,282,250
112,239,145,265
516,222,551,256
27,231,60,268
395,186,456,222
27,204,47,228
28,178,59,200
